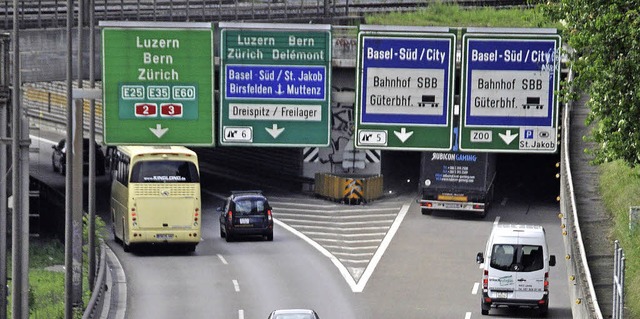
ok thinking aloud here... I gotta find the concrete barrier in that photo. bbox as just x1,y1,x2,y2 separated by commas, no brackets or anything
314,172,383,204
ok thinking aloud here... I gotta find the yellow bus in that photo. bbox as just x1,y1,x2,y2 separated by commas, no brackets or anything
110,145,201,252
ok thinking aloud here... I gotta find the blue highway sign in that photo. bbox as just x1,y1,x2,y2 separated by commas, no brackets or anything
460,30,561,153
225,65,326,100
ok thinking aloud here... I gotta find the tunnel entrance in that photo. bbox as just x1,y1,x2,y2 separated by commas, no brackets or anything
379,150,560,201
380,150,422,194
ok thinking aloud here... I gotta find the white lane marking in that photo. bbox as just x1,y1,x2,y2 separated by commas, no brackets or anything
358,204,409,291
472,282,480,295
105,245,127,319
465,312,472,319
238,309,244,319
493,216,500,225
275,203,410,293
201,189,227,200
268,200,342,208
30,135,57,146
217,254,228,265
274,206,399,214
232,279,240,292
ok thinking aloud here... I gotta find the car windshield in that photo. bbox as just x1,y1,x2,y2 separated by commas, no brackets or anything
234,198,267,216
130,160,200,183
490,244,543,272
273,314,315,319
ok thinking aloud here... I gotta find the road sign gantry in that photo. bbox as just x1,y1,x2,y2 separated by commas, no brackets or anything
355,25,456,151
219,22,332,147
459,28,562,153
100,21,214,145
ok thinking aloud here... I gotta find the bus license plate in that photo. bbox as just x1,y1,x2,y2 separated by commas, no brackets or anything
156,234,174,240
239,218,250,225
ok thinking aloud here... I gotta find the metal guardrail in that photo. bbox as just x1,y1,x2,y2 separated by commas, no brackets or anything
612,240,626,319
559,69,604,319
82,240,107,319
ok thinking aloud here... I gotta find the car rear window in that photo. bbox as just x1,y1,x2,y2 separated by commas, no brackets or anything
234,198,268,216
130,160,200,183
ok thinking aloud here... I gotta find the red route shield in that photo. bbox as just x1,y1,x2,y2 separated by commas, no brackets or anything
134,103,158,117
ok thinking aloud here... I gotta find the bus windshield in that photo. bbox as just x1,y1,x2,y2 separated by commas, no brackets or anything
130,160,200,183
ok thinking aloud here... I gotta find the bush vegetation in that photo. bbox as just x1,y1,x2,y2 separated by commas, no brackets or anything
7,215,106,318
599,161,640,317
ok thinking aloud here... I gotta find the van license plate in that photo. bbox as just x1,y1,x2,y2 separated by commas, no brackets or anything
495,292,508,299
239,218,250,224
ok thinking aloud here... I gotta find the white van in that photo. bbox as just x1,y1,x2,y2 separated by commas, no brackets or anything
476,224,556,317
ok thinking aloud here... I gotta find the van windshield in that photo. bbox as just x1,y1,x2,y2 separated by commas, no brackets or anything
490,244,544,272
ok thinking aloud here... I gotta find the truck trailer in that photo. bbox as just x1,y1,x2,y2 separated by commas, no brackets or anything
419,151,496,217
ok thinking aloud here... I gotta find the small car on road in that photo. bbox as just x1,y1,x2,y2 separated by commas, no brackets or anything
219,190,273,242
267,309,320,319
51,138,106,176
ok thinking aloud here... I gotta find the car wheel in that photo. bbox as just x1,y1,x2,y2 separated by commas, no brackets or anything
220,227,225,238
266,231,273,241
225,232,233,242
481,309,489,315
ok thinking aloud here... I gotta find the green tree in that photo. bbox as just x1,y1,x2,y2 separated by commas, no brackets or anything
544,0,640,166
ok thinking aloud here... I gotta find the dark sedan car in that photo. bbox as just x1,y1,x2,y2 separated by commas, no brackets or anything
51,138,106,176
219,190,273,242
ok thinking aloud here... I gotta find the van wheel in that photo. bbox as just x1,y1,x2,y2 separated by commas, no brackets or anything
481,300,490,316
538,304,548,317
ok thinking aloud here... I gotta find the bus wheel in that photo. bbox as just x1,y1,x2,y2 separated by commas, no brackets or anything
122,225,130,252
112,224,121,244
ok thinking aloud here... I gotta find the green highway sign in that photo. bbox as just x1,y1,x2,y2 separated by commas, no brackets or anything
355,26,456,151
101,21,214,145
219,22,332,147
459,28,562,153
